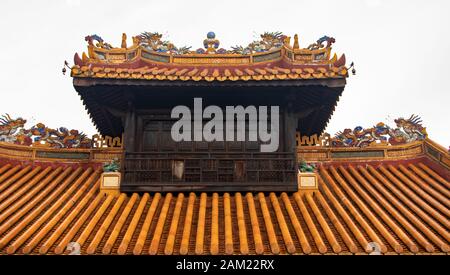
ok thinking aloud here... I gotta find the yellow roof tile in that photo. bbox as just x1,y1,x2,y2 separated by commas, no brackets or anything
0,157,448,255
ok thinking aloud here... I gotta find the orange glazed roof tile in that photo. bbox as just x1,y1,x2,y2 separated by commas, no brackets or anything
70,61,348,82
0,159,448,255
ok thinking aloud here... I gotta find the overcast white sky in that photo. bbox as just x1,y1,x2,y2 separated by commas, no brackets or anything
0,0,448,146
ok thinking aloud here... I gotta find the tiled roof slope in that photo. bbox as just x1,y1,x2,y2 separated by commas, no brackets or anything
0,159,448,255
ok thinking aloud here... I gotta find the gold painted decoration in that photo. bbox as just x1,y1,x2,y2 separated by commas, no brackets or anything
92,134,123,148
296,133,331,147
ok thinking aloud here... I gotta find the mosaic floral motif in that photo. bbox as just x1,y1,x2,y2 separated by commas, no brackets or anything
331,115,428,147
103,158,120,172
0,114,92,148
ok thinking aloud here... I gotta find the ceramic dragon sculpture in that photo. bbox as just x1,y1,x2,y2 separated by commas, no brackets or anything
0,114,92,148
29,124,91,148
85,34,113,50
331,115,428,147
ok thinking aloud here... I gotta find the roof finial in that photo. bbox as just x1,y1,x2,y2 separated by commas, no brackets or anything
293,34,299,49
203,32,220,54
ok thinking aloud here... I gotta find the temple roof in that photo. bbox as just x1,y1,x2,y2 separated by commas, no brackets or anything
0,158,448,255
71,32,348,82
0,139,448,255
69,32,350,138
